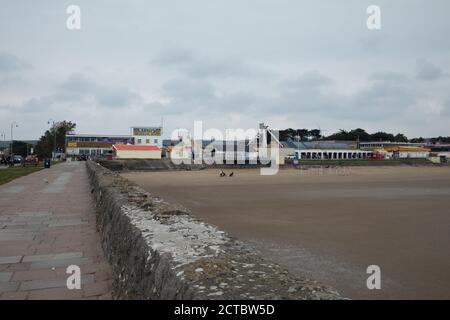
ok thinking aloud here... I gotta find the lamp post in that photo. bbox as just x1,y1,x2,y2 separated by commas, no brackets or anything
48,119,57,160
10,122,18,162
0,133,5,157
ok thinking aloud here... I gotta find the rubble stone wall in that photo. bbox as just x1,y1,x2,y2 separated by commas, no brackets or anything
86,161,343,300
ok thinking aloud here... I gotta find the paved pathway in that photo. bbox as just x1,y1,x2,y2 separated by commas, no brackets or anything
0,161,113,299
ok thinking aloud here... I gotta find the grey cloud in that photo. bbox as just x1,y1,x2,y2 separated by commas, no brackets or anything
148,76,263,117
56,73,142,108
358,33,388,55
270,71,337,116
152,48,270,79
96,89,141,108
162,77,216,102
282,71,333,88
20,96,56,114
368,72,410,82
443,100,450,116
153,65,448,126
274,87,342,118
217,92,263,113
267,69,422,122
0,52,31,87
0,52,30,72
347,80,414,120
2,95,60,115
142,77,217,116
151,48,196,66
415,58,446,80
59,73,93,93
8,73,143,115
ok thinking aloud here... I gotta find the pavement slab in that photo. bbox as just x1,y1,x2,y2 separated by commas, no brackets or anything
0,162,113,299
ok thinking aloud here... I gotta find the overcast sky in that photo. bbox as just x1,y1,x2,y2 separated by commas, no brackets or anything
1,0,450,140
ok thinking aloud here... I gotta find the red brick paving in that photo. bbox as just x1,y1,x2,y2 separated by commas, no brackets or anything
0,162,113,300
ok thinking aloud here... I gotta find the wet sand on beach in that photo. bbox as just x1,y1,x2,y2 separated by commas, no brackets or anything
122,166,450,299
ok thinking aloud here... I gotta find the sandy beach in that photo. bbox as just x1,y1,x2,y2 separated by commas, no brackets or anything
122,166,450,299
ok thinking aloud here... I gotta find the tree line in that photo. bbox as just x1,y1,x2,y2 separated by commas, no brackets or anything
279,128,450,143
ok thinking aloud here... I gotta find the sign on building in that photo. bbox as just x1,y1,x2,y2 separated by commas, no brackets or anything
132,127,162,136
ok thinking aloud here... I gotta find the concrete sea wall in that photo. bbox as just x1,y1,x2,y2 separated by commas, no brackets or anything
86,161,342,300
97,158,437,173
97,159,269,172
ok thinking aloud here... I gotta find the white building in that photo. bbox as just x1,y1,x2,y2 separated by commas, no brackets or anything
65,126,163,157
112,145,161,159
296,149,373,160
131,127,163,148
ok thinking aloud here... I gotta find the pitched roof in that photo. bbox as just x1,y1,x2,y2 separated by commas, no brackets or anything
283,138,355,149
112,145,160,151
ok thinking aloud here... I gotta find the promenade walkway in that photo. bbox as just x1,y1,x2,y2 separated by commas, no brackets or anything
0,161,112,299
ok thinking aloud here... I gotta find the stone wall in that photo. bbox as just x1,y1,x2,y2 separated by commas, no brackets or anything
86,161,343,300
97,159,269,172
97,159,207,172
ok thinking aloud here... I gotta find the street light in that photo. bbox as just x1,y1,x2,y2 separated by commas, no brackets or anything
48,119,57,160
0,133,5,156
10,122,18,161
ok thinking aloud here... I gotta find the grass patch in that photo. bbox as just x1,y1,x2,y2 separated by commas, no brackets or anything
0,165,44,186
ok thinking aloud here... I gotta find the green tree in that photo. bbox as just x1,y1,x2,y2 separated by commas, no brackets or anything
410,137,425,143
430,136,450,144
326,129,350,140
35,121,76,158
279,128,312,141
279,128,296,141
296,129,309,141
308,129,322,140
370,131,395,141
393,133,408,142
348,128,370,141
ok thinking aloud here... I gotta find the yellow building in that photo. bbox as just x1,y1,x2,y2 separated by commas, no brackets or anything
383,146,430,158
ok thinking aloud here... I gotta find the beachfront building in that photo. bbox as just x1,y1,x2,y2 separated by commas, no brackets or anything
382,146,430,159
295,149,373,160
112,145,161,159
279,138,436,161
279,138,370,160
65,126,163,158
359,141,425,150
65,134,133,156
131,127,163,148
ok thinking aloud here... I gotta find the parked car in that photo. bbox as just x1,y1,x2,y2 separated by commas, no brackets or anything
25,155,35,161
23,155,39,166
285,154,297,160
13,155,23,163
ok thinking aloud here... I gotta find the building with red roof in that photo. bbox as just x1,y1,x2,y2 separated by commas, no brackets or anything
112,144,161,159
